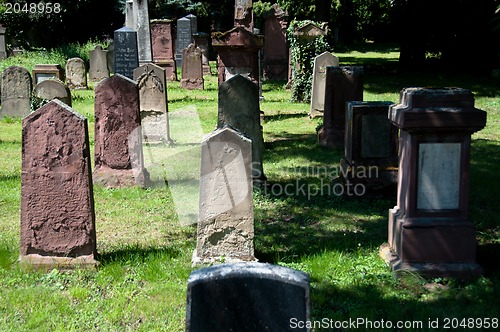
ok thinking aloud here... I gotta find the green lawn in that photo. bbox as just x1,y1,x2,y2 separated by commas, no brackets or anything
0,45,499,331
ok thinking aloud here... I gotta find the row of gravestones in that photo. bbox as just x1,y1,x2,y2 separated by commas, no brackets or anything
305,50,488,278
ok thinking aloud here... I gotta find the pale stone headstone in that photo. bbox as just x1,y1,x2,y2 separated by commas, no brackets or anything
175,17,193,67
33,79,72,107
106,42,115,74
0,24,6,59
89,45,110,82
234,0,254,31
193,126,254,265
181,43,204,90
218,75,265,182
65,57,88,90
0,66,32,118
309,51,339,118
114,27,139,80
133,63,173,144
93,74,149,188
125,0,134,28
20,100,98,269
131,0,152,65
186,262,311,332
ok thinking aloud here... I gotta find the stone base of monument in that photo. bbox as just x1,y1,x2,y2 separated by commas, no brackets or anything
93,166,150,188
317,126,343,150
19,254,99,271
154,60,177,81
379,244,483,280
191,250,258,267
336,158,398,197
180,78,204,90
202,65,211,75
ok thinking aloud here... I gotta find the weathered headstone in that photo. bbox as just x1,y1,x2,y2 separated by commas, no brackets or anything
175,16,193,67
0,24,7,59
32,64,64,85
133,63,173,144
186,262,311,332
381,87,487,278
337,101,398,196
114,27,139,80
181,43,204,90
262,4,288,80
65,57,88,90
150,19,177,81
0,66,32,118
193,126,255,265
185,14,198,35
93,74,150,188
211,27,264,86
234,0,254,31
318,66,363,150
106,41,115,74
309,52,339,118
131,0,152,65
89,45,110,82
33,79,72,106
218,75,265,182
20,100,98,269
192,32,211,75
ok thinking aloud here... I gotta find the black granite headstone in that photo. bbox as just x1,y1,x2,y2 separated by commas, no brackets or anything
114,27,139,79
186,262,311,332
175,17,193,67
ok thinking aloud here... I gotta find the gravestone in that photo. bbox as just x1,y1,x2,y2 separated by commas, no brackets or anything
150,19,177,81
20,100,98,269
65,57,88,90
133,63,173,144
132,0,153,65
381,87,487,278
262,4,288,80
106,42,115,74
89,45,109,82
181,43,204,90
114,27,139,80
211,26,264,86
193,126,255,265
337,101,398,196
0,24,6,59
175,16,193,67
192,32,211,75
93,74,149,188
185,14,198,35
33,79,72,106
0,66,32,118
309,52,339,118
218,75,265,182
186,262,311,332
318,66,363,150
234,0,254,31
32,64,64,85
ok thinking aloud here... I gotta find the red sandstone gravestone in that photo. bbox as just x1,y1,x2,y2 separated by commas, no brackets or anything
93,74,150,188
20,100,98,269
150,19,178,81
262,4,288,81
181,43,204,90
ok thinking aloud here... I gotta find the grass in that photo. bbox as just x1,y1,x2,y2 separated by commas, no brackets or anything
0,43,499,331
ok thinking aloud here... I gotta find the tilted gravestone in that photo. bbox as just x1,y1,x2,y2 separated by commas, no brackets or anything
20,100,98,269
175,16,193,67
114,27,139,80
93,74,150,188
89,45,109,82
33,78,72,106
65,58,88,90
0,66,32,118
318,66,363,150
193,126,255,265
218,75,265,183
133,63,173,145
186,262,311,332
181,43,204,90
309,52,339,118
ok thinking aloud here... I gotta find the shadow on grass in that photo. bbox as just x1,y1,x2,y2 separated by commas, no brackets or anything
264,113,309,123
97,245,187,265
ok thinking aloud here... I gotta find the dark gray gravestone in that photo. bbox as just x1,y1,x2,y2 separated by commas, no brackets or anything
186,262,311,332
175,17,193,67
114,27,139,79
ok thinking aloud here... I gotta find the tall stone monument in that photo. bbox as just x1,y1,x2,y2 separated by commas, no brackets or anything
175,16,194,68
193,126,255,265
131,0,153,65
114,27,139,80
93,74,149,188
20,100,98,269
0,66,32,118
234,0,254,31
380,87,487,278
262,4,288,81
